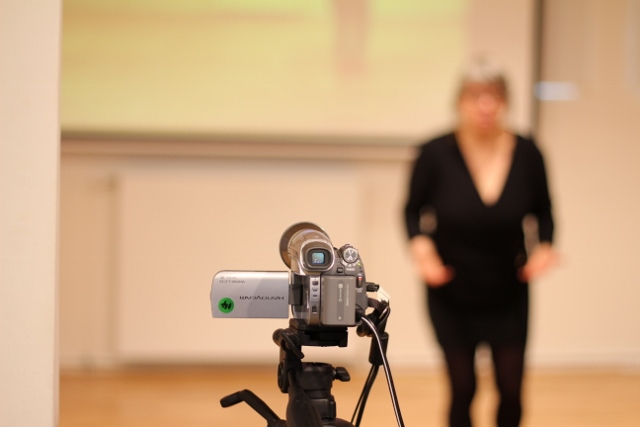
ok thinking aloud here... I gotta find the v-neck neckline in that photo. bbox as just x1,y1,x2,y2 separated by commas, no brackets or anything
452,133,519,209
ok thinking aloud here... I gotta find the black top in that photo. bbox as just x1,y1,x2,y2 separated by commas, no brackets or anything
404,133,554,309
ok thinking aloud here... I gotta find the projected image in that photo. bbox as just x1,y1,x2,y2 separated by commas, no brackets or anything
62,0,466,136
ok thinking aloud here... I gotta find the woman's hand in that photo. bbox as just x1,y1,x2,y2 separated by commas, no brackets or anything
410,235,454,287
519,242,558,282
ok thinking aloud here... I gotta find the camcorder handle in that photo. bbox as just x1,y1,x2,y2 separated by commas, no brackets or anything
220,390,287,427
357,295,391,367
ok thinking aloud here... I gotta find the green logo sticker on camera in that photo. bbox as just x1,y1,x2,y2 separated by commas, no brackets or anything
218,298,235,314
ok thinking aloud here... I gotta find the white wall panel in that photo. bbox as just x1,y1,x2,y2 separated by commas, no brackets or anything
114,160,364,363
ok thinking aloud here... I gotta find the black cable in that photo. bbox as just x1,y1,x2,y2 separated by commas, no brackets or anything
377,306,390,331
360,316,406,427
350,298,393,425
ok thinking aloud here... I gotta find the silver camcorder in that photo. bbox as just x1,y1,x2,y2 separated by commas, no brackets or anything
210,222,368,327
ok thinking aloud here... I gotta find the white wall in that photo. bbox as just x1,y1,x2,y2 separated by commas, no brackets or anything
0,0,61,425
530,0,640,366
58,142,433,368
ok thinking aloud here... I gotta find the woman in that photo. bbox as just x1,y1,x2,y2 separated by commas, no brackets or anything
404,63,557,427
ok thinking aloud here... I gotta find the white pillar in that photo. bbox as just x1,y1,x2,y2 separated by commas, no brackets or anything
0,0,61,426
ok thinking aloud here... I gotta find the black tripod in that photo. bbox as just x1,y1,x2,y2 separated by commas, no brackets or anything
220,307,401,427
221,319,355,427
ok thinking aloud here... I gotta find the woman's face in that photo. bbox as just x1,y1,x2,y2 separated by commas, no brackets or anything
457,82,507,133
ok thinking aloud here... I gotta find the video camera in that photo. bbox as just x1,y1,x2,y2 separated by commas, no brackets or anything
211,222,369,330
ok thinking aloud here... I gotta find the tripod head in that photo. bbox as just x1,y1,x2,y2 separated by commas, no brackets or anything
272,319,353,427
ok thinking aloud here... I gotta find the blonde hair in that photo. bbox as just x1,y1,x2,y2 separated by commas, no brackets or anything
456,57,509,103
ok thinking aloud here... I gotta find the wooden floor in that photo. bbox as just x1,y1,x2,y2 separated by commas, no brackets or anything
59,366,640,427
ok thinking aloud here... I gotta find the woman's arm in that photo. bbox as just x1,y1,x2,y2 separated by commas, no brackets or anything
521,140,558,281
409,235,454,287
519,242,558,282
